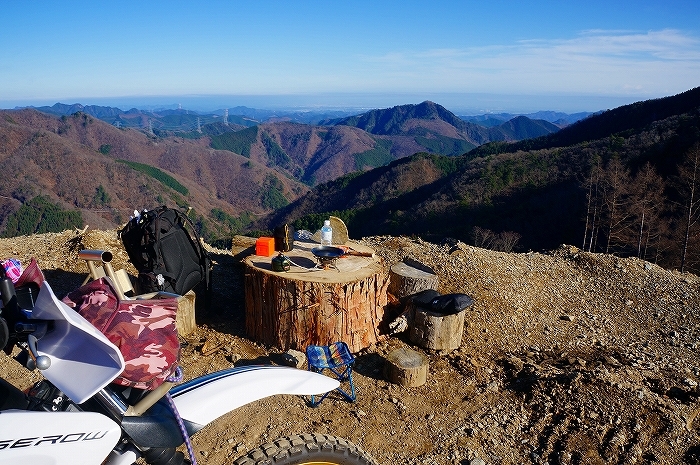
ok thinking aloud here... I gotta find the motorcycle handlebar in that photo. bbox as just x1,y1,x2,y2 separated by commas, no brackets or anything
27,333,51,370
0,274,17,314
6,318,52,370
0,275,52,367
77,249,113,263
0,270,18,353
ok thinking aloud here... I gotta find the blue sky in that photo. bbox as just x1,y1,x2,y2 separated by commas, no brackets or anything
1,0,699,114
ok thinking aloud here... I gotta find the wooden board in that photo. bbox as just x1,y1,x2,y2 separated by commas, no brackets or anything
137,290,197,337
329,216,349,244
244,240,389,352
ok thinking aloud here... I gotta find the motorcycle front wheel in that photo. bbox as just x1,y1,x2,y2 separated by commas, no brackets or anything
232,433,378,465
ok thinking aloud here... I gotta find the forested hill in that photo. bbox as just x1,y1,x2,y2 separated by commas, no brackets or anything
0,99,570,244
334,100,559,145
0,109,308,241
470,86,700,157
336,100,481,134
204,101,561,185
258,88,700,274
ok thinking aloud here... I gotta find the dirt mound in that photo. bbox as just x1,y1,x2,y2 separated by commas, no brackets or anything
1,230,699,464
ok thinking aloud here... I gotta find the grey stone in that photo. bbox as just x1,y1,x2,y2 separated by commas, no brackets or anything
279,349,306,368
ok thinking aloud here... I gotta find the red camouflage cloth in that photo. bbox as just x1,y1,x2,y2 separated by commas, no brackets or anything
14,257,45,288
62,277,180,390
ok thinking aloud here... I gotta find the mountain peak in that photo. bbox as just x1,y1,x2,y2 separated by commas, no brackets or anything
335,100,468,136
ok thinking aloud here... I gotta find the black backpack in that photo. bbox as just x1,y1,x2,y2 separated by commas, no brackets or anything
118,206,212,296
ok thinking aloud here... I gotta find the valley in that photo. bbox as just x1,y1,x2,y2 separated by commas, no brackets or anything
2,87,700,274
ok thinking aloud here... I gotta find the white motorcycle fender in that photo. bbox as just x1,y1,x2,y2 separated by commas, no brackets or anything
31,282,125,404
0,410,121,465
170,365,340,426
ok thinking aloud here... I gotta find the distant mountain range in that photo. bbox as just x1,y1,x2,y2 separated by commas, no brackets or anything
0,98,569,240
27,101,589,133
27,102,361,129
23,100,571,186
4,88,699,273
259,87,700,273
460,110,594,127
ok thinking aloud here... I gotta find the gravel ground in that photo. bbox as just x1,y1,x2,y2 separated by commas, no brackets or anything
1,229,700,465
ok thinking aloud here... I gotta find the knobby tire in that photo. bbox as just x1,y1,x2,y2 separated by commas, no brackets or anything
232,433,378,465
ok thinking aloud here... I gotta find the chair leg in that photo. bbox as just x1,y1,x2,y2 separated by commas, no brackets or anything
309,391,330,408
332,366,356,402
308,366,329,407
340,367,356,402
308,366,356,406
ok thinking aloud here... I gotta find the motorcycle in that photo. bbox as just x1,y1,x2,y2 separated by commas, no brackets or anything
0,268,378,465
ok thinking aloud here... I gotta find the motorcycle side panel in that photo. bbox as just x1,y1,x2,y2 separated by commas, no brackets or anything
31,282,125,404
0,410,121,465
170,365,339,426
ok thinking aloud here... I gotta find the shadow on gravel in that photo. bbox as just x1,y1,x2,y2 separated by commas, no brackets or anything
684,445,700,464
236,355,274,366
192,253,247,337
42,269,85,298
353,353,387,380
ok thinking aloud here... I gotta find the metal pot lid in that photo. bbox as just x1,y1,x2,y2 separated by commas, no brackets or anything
311,246,345,258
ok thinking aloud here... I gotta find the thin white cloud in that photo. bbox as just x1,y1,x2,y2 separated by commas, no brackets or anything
358,29,700,96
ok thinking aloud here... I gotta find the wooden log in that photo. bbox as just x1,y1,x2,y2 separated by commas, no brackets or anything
175,290,197,337
384,348,428,387
388,258,439,301
243,241,388,353
386,259,439,335
137,290,197,337
408,302,465,351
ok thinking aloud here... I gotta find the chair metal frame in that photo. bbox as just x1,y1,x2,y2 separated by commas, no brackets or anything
305,341,356,407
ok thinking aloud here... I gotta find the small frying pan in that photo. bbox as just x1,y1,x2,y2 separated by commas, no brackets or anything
311,246,345,259
311,246,374,259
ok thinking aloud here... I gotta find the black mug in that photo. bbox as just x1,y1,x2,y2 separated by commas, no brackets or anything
274,224,295,252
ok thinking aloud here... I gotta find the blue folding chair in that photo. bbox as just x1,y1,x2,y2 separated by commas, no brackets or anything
306,341,356,407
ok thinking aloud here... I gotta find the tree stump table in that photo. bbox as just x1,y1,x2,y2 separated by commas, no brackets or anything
243,240,388,353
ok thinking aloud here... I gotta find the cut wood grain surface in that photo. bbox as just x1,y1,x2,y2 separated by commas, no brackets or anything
384,347,428,387
244,241,388,352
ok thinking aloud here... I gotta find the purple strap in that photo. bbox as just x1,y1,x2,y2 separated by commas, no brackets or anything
165,367,197,465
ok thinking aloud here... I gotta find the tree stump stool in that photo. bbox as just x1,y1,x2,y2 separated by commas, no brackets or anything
384,348,428,387
244,240,388,353
408,302,466,351
388,259,439,302
386,259,439,335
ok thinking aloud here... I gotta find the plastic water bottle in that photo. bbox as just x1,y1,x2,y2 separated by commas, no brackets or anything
320,220,333,246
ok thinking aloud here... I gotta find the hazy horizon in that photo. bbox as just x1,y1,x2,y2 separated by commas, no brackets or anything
2,2,697,117
0,90,658,116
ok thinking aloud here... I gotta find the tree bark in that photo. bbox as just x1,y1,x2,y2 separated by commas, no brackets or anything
387,259,439,301
384,348,428,387
243,242,388,352
408,303,466,351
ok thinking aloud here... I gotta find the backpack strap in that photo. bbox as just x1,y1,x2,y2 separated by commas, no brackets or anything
176,209,212,291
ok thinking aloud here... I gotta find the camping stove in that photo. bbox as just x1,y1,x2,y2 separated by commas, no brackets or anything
316,255,339,270
311,246,344,271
